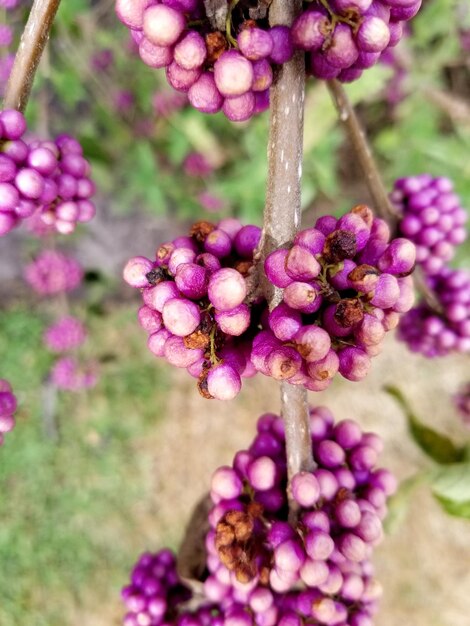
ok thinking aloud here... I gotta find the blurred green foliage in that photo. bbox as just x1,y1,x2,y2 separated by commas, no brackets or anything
0,307,170,625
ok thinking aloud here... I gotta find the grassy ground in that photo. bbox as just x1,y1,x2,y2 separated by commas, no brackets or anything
0,305,171,626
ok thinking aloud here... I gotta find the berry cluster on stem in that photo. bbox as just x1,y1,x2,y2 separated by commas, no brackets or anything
0,379,17,446
0,109,96,237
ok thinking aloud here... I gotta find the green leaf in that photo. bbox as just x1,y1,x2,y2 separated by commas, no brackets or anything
431,463,470,519
434,495,470,519
431,462,470,502
384,385,465,465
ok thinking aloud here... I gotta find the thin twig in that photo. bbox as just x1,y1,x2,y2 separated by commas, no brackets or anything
327,79,396,222
3,0,62,112
327,78,443,313
258,0,315,518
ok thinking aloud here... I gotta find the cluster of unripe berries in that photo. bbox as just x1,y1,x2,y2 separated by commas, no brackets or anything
0,379,17,447
122,549,223,626
123,407,395,626
0,109,96,237
292,0,421,82
115,0,421,120
125,206,416,398
261,204,415,388
124,218,262,400
115,0,294,121
393,174,470,358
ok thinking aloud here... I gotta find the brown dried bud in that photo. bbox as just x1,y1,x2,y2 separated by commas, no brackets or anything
247,501,264,518
259,565,270,586
215,521,235,549
145,268,165,286
214,507,264,583
184,330,211,350
190,220,216,243
334,298,364,328
323,230,357,263
235,561,257,583
205,32,228,64
335,487,352,503
156,242,174,263
348,264,380,292
234,260,253,276
217,545,236,568
351,204,374,227
234,517,254,543
240,19,257,31
197,372,213,399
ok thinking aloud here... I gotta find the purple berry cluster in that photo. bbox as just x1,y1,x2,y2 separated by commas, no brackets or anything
124,218,261,400
24,250,83,295
125,207,417,398
122,549,224,626
50,356,98,392
0,109,31,235
43,316,87,352
31,134,96,234
25,253,98,391
115,0,295,121
292,0,421,82
122,408,394,626
0,109,96,236
206,407,395,626
44,316,97,392
262,204,416,387
0,379,17,447
454,382,470,428
392,174,467,276
398,268,470,356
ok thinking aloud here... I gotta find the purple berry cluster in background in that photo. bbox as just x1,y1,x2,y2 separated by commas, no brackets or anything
122,407,396,626
43,315,87,353
0,379,17,446
398,268,470,357
292,0,420,82
115,0,293,121
115,0,422,120
262,204,415,388
124,206,417,398
24,250,84,295
454,382,470,428
0,109,96,237
50,356,98,392
392,174,470,359
393,174,467,276
23,251,98,392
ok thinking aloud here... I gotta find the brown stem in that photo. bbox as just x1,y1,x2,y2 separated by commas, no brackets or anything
327,79,443,313
3,0,62,112
327,79,396,222
258,0,315,518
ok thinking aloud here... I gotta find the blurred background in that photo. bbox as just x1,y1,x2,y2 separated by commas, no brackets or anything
1,0,470,624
